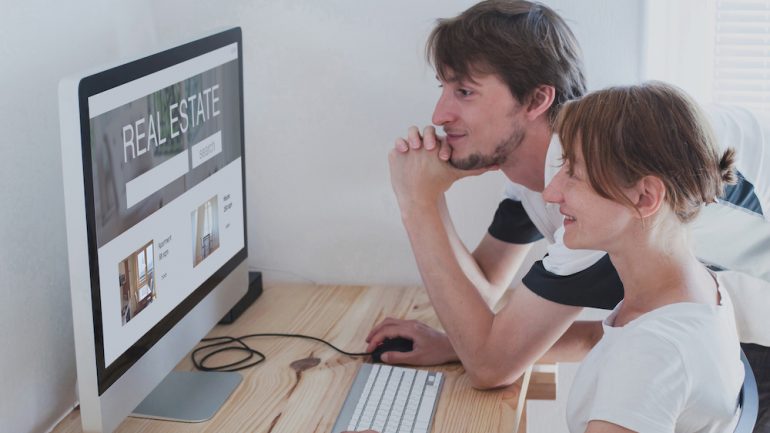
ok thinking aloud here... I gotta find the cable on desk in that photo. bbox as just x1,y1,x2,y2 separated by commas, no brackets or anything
191,333,374,372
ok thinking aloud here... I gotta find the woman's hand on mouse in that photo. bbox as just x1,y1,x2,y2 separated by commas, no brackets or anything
365,318,458,365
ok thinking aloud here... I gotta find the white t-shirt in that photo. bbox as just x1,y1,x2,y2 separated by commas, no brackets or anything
566,281,744,433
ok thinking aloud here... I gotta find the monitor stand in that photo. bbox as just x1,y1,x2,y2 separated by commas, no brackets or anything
130,371,241,422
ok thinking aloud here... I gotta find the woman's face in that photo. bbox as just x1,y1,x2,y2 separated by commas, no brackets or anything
543,144,637,251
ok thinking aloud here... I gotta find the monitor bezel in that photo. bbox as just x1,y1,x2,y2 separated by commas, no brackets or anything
76,27,247,395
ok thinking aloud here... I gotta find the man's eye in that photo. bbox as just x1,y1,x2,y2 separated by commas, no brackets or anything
457,89,473,97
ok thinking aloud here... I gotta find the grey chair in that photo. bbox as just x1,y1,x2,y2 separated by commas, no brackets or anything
735,350,759,433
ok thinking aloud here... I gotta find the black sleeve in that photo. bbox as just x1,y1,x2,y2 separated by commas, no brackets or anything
488,199,544,244
720,170,764,216
522,254,624,310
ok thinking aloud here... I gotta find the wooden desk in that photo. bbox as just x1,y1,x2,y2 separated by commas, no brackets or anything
53,284,555,433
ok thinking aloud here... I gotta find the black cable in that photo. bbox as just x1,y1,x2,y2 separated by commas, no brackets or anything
191,333,374,372
192,336,265,372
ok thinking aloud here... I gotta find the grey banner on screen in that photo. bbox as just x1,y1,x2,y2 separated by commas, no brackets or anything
89,60,241,248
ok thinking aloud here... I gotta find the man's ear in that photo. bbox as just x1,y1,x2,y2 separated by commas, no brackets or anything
525,84,556,120
633,176,666,219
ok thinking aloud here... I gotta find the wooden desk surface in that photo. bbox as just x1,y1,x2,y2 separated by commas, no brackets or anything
53,284,554,433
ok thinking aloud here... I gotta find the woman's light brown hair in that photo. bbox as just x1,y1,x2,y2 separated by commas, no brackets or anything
556,82,736,223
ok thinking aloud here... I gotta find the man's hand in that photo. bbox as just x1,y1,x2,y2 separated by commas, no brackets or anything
395,126,452,161
365,318,459,365
389,126,491,211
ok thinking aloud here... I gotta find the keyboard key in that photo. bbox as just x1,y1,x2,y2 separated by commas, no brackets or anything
401,370,428,432
372,368,403,430
413,373,442,433
348,364,380,429
357,365,391,429
384,368,415,433
333,365,443,433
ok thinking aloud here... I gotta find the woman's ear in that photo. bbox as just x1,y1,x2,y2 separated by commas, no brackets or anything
633,176,666,218
526,84,556,120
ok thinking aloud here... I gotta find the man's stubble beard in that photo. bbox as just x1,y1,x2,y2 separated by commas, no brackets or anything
449,127,525,171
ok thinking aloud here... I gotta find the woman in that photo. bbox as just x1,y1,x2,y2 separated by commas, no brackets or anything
345,82,744,433
544,82,743,432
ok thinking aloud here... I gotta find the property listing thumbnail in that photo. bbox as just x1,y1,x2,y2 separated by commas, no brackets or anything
191,195,220,267
118,241,156,325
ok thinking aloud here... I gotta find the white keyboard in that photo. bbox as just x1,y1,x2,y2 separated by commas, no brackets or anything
331,364,443,433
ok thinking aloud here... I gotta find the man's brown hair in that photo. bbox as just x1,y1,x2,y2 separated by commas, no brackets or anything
557,81,736,223
427,0,586,124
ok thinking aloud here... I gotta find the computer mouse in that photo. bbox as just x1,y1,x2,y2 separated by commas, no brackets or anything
371,337,414,363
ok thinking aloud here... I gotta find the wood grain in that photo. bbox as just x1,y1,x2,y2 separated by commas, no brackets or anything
52,284,555,433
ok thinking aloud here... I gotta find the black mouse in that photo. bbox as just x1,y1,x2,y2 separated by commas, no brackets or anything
371,337,414,363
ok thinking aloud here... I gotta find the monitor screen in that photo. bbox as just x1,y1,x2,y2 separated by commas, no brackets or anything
61,28,249,432
73,28,247,395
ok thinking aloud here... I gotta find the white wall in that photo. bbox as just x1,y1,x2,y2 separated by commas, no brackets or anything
641,0,716,102
0,1,642,432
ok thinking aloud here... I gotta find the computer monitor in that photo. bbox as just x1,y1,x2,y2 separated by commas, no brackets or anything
58,28,248,432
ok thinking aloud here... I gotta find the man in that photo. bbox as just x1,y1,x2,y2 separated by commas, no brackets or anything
365,0,770,431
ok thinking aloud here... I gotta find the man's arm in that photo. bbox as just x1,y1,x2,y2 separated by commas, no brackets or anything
366,316,600,366
401,194,583,388
472,233,534,307
401,126,534,307
438,194,534,307
386,136,584,388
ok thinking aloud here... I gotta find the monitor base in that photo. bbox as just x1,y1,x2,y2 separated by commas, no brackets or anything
130,371,241,422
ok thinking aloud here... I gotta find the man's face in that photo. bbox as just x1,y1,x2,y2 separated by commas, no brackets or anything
432,71,526,170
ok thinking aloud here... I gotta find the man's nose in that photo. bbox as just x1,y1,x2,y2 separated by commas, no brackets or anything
432,92,454,126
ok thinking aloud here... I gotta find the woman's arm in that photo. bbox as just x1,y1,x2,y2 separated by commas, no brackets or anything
539,320,603,363
585,420,636,433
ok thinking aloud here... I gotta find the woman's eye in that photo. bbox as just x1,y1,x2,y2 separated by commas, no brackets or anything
558,158,575,177
566,165,579,179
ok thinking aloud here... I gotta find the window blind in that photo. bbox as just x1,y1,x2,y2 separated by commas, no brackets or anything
714,0,770,111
